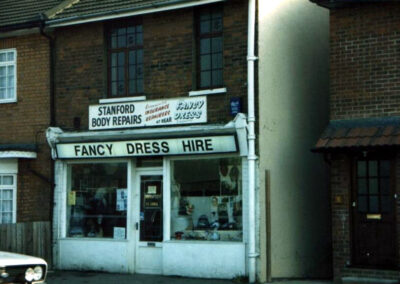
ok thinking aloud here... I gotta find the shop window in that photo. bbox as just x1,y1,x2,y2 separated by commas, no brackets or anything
107,20,143,97
196,5,223,89
0,49,16,103
67,163,128,239
0,174,16,224
171,157,242,241
356,159,392,214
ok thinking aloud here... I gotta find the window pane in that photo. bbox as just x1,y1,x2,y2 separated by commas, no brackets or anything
212,37,222,53
111,35,117,49
0,77,5,88
129,65,136,80
212,69,223,86
137,50,143,64
357,161,366,177
111,53,117,67
2,200,12,211
137,79,143,93
7,65,14,75
7,88,14,98
212,18,222,32
200,10,211,21
200,21,211,34
369,196,379,213
7,52,14,61
117,27,126,36
369,178,378,194
171,158,242,242
118,67,124,81
111,82,117,96
200,71,211,88
213,53,223,69
381,196,392,213
136,33,143,46
117,81,125,95
369,161,378,177
137,65,143,78
2,189,13,199
111,67,117,81
127,26,135,34
129,51,136,65
7,76,14,87
200,39,210,54
0,88,5,99
358,196,367,212
380,160,390,177
118,35,126,48
201,55,211,71
118,52,125,66
2,213,12,223
0,53,6,62
129,80,136,94
357,178,367,194
67,163,127,238
0,66,5,76
127,33,135,47
380,178,390,194
2,176,13,185
136,25,143,33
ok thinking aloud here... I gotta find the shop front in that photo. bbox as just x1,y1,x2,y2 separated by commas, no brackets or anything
46,98,249,279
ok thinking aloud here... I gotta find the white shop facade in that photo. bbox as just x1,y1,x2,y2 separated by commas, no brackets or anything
46,96,250,279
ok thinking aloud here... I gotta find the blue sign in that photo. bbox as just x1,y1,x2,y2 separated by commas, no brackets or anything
230,97,242,116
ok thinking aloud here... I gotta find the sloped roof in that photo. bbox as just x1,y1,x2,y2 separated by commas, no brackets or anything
0,0,61,28
313,117,400,152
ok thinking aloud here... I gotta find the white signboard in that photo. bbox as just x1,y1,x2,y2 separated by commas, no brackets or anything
55,135,237,159
89,97,207,130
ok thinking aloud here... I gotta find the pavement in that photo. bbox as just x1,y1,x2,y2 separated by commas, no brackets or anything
46,270,333,284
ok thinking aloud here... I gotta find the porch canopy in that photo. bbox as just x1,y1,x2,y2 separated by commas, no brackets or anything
313,117,400,152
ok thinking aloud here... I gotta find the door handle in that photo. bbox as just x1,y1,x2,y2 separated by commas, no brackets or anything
135,222,139,230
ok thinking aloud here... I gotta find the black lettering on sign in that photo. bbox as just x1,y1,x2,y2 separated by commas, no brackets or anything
152,142,160,153
126,143,135,154
97,145,105,155
161,142,169,153
182,140,191,152
144,142,151,154
105,144,113,155
74,145,81,156
205,139,213,151
195,140,205,151
135,143,144,154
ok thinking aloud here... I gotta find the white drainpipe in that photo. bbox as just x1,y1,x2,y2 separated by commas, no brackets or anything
247,0,258,282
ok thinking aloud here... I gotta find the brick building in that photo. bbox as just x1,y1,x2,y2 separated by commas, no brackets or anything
44,0,254,279
312,1,400,282
0,1,59,225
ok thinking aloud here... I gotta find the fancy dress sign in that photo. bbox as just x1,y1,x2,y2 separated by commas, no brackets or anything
89,97,207,130
55,135,237,159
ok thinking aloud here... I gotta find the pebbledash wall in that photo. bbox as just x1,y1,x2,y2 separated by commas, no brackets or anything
322,3,400,282
0,33,52,222
48,0,252,280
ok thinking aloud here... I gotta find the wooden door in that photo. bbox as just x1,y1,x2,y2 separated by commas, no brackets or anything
352,158,397,268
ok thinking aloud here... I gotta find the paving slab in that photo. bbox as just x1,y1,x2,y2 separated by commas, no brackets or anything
46,270,333,284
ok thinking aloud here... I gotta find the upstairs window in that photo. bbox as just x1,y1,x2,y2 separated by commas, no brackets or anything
107,20,143,97
0,49,16,103
197,5,223,89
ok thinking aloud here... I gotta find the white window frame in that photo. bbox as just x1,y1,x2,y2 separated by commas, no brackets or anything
0,174,17,224
0,48,17,104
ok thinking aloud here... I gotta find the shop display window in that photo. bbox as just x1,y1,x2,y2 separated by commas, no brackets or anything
67,163,127,239
170,157,242,241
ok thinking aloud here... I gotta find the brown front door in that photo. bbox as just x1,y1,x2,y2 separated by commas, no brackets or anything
352,157,397,268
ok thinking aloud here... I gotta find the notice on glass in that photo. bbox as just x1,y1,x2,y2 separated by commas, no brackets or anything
113,227,126,240
68,191,76,206
116,189,127,211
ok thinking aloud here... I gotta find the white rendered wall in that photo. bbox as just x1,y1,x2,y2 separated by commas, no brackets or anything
59,239,130,272
258,0,330,280
163,241,245,278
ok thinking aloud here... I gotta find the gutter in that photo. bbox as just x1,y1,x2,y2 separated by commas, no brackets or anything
46,0,225,27
247,0,258,282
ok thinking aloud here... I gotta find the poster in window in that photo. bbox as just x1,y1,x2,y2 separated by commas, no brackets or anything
116,189,127,211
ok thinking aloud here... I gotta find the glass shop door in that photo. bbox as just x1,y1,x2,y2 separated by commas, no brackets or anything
134,171,163,273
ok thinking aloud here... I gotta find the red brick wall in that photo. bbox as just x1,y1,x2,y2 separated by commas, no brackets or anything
330,3,400,120
0,34,52,222
54,1,248,130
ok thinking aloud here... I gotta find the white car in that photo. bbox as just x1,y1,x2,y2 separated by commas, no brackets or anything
0,251,47,284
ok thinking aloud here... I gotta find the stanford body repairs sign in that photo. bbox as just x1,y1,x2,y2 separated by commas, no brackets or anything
89,97,207,130
56,135,237,159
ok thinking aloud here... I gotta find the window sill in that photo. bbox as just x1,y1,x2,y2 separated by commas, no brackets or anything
99,96,146,104
0,98,17,104
188,88,227,97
